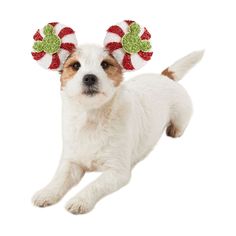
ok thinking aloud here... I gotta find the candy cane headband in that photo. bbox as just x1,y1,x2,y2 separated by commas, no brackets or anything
32,20,153,72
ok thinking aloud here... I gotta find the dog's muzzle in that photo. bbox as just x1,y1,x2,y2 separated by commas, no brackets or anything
82,74,99,96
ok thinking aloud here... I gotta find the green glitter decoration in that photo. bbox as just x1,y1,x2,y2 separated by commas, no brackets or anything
33,24,61,54
121,22,151,54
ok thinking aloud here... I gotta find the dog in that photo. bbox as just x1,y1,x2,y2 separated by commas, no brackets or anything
32,44,203,214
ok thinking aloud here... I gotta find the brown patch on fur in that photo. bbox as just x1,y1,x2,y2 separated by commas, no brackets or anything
90,159,105,171
162,68,175,80
103,55,123,87
79,160,105,172
60,52,79,89
166,122,180,138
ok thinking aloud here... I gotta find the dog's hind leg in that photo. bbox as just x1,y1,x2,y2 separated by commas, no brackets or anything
32,160,84,207
166,96,193,138
162,51,203,138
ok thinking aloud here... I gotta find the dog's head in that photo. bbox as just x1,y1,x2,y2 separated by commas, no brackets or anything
31,21,153,110
60,44,123,109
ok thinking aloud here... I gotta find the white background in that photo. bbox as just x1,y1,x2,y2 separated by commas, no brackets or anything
0,0,235,235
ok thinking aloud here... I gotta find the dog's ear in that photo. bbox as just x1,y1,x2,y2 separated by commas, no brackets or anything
104,20,153,72
31,22,77,71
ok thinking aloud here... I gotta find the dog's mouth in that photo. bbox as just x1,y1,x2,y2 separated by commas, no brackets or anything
82,86,100,96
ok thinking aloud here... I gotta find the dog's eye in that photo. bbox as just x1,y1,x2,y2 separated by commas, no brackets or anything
101,61,111,70
71,62,81,71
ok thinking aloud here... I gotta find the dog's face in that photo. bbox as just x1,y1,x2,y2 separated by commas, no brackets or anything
60,44,123,110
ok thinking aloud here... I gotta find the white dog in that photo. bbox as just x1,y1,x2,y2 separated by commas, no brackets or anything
32,44,203,214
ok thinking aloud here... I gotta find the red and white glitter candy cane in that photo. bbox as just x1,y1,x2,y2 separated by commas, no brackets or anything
104,20,153,71
31,22,77,71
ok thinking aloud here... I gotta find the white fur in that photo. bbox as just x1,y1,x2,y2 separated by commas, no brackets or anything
168,50,204,81
32,45,203,214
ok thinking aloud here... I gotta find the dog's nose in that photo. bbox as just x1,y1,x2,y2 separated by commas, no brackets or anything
83,74,98,86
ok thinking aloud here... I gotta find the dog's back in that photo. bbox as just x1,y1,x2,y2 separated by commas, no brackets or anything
122,51,204,166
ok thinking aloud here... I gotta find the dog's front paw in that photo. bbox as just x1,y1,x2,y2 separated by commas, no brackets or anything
32,188,61,207
65,196,94,214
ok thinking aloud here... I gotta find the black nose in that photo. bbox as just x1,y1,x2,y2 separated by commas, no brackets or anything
83,74,98,86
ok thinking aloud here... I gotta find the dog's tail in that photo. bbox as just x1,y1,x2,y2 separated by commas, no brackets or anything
161,50,204,81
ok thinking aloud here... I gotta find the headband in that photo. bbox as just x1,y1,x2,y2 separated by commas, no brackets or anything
32,20,153,72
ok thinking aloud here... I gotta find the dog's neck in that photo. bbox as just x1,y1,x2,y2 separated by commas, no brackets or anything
86,97,115,124
61,89,120,127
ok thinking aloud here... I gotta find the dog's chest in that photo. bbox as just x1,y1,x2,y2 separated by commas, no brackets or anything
63,116,110,171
